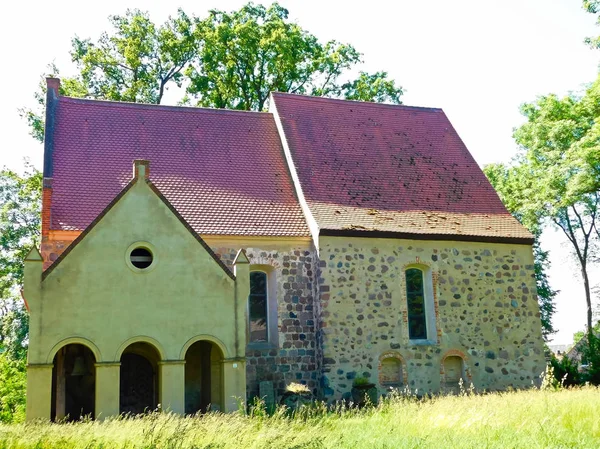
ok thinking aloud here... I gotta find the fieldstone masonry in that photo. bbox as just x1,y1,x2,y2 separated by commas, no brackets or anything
39,235,545,404
317,236,545,400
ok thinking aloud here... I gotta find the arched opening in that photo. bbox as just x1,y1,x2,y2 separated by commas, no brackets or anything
380,357,404,389
184,340,224,414
119,342,160,414
443,355,466,394
51,344,96,421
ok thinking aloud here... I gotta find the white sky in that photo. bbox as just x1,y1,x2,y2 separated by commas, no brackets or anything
1,0,599,345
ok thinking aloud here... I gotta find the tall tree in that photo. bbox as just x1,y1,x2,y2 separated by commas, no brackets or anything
185,3,402,110
487,76,600,344
20,9,198,142
23,3,403,141
484,164,558,340
71,8,197,104
0,165,41,359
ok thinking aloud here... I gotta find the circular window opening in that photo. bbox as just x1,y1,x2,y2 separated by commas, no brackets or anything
130,247,153,269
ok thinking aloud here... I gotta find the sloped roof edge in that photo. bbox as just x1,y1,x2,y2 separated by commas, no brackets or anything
42,178,235,281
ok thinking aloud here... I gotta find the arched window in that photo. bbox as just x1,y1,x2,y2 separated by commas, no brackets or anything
442,355,467,394
405,268,427,340
249,271,268,342
380,357,404,388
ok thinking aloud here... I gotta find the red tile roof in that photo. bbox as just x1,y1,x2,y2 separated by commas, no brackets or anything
50,97,310,236
271,92,532,240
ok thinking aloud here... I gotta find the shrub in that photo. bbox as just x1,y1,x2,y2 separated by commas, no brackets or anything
352,376,372,387
550,355,581,387
0,353,26,423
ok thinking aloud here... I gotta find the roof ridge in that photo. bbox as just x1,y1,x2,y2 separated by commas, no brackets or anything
271,91,444,113
59,96,272,117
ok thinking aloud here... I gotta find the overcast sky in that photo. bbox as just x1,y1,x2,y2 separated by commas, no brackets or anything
1,0,599,345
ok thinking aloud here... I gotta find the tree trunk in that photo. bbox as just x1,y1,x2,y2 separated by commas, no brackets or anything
582,264,594,345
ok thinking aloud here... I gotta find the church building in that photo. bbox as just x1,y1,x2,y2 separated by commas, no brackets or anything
23,78,545,420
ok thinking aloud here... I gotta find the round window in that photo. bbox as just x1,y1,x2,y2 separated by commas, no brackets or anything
130,247,153,269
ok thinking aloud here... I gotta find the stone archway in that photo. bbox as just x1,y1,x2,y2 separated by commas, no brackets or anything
184,340,224,413
51,343,96,421
119,342,160,414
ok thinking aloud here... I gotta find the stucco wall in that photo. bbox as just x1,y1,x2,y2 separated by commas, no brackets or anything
317,236,545,400
29,180,241,366
208,238,319,400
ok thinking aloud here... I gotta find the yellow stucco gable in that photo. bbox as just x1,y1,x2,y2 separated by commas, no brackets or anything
25,162,249,420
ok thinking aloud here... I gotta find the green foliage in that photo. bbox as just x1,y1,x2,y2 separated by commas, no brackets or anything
0,165,42,298
186,3,402,110
0,166,40,360
484,165,558,339
485,75,600,339
581,333,600,384
1,388,600,447
19,64,89,142
574,321,600,345
550,356,581,387
584,1,600,48
24,3,403,141
351,376,371,387
0,354,26,424
340,71,403,104
71,8,197,104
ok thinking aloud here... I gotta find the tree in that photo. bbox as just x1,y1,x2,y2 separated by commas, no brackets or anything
0,354,26,423
23,3,403,141
71,8,197,104
487,76,600,346
484,164,558,340
0,165,41,360
584,0,600,48
20,9,197,142
185,3,403,110
573,320,600,345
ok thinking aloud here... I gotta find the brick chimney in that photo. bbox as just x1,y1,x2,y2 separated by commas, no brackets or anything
46,77,60,96
41,78,61,244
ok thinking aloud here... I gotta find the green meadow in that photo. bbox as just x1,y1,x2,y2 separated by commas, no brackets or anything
1,387,599,449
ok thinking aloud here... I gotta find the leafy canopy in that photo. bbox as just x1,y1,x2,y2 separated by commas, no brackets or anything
0,166,40,361
484,164,558,339
23,2,403,141
486,75,600,342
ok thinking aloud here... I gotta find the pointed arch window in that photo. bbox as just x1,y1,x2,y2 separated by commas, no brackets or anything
406,268,427,340
404,265,436,343
249,271,268,342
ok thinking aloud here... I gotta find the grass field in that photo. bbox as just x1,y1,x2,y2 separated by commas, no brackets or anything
1,387,599,449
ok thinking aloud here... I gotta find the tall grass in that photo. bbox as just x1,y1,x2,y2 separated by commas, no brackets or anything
1,387,599,448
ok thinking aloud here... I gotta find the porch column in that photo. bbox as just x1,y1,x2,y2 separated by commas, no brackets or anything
159,360,185,414
26,363,53,421
95,362,120,419
222,358,246,413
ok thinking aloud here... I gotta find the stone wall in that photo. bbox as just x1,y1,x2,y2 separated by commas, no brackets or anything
211,244,319,400
40,238,73,270
317,236,545,401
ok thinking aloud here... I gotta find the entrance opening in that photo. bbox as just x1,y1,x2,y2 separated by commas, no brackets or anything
184,341,223,414
119,342,160,414
51,344,96,421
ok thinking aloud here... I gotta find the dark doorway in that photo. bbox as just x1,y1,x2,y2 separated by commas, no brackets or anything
51,344,96,421
184,341,223,414
119,343,160,414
